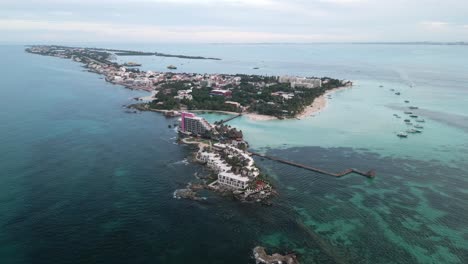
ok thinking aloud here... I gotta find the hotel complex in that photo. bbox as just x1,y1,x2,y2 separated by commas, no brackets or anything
278,75,322,89
178,111,262,190
197,143,259,190
179,112,212,136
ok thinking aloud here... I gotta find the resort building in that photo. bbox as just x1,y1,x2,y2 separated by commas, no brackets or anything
291,78,322,89
279,75,322,89
196,146,256,190
179,112,212,136
210,89,232,97
218,171,249,189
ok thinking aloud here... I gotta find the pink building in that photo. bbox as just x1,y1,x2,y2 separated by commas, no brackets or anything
179,112,212,135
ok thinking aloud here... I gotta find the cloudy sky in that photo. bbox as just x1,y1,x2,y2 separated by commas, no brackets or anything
1,0,467,43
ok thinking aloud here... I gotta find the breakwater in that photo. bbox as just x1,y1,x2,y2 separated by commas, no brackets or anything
250,152,376,179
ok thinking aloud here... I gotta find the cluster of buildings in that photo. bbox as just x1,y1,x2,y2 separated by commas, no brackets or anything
27,45,246,94
177,111,260,190
197,143,260,189
271,91,295,100
278,75,322,89
174,88,193,100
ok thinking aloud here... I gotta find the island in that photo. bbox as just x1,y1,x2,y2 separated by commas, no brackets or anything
25,45,363,204
25,45,365,262
25,45,352,120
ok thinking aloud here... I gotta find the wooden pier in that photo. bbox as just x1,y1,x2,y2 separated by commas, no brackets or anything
218,113,242,124
250,152,376,179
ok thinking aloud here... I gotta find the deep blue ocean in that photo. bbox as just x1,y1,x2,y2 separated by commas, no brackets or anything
0,44,467,263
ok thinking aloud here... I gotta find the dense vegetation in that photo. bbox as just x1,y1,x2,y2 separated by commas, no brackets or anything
148,77,343,117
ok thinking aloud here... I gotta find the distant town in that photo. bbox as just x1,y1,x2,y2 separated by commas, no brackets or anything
26,45,352,119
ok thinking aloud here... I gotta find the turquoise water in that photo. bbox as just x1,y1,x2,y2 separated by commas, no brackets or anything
0,44,467,263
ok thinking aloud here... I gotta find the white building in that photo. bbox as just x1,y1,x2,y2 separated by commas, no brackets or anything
196,149,254,189
174,89,193,100
218,171,249,189
279,75,322,89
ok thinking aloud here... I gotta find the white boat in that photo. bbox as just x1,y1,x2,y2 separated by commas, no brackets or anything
414,124,424,129
397,132,408,138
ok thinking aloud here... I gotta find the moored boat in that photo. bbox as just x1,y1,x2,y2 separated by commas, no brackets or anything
416,119,425,123
397,132,408,138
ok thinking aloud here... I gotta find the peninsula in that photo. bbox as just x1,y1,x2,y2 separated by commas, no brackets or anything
25,45,352,120
25,45,370,203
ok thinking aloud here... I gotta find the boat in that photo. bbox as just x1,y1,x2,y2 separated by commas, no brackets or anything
397,132,408,138
405,122,413,126
390,89,395,91
379,85,384,88
414,124,424,129
404,100,410,103
123,62,142,67
416,119,425,123
393,114,401,118
409,106,419,110
404,111,412,114
167,65,177,70
406,129,418,134
404,119,411,122
395,92,401,95
410,114,418,118
253,67,259,69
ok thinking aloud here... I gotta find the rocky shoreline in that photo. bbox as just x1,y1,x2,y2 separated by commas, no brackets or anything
253,246,299,264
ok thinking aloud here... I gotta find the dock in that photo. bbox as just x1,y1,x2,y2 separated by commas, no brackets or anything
218,113,242,124
250,152,375,179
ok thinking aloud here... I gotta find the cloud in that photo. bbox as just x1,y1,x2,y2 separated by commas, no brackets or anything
0,19,363,43
420,21,449,29
1,1,467,42
319,0,366,4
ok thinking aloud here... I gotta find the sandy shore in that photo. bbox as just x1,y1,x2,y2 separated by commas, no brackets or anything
191,110,240,116
296,86,350,120
138,90,158,101
244,113,278,121
191,110,277,121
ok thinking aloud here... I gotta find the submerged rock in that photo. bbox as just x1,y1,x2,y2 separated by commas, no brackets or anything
173,183,207,201
253,246,299,264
